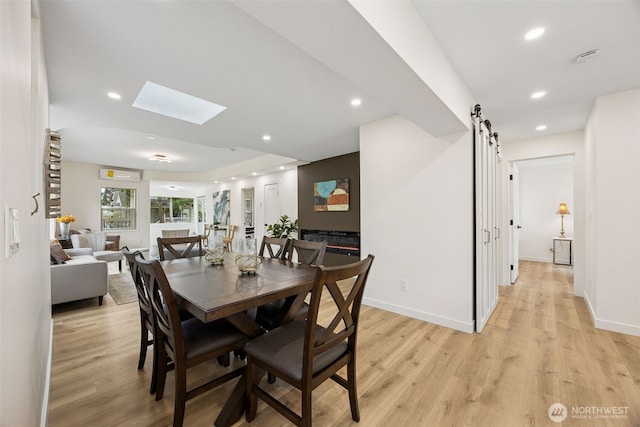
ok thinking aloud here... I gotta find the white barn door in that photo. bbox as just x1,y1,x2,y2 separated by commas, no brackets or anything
473,105,500,333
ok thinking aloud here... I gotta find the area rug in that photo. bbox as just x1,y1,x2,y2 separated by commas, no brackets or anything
108,273,137,305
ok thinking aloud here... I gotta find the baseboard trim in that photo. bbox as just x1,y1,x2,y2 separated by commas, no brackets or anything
363,298,474,333
40,319,53,427
583,292,640,337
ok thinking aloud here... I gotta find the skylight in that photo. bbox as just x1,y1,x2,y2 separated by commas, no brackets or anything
132,81,226,125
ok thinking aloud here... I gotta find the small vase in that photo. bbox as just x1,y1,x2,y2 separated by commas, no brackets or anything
59,222,70,239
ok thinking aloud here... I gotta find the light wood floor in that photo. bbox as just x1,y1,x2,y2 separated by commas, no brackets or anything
49,261,640,426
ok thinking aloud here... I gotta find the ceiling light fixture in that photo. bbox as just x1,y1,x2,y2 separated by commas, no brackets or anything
168,185,179,190
132,81,226,125
524,27,545,41
145,135,155,140
531,90,546,99
262,135,271,141
279,166,285,170
149,154,172,163
576,49,602,64
350,98,362,106
107,92,122,100
252,172,257,176
536,125,547,131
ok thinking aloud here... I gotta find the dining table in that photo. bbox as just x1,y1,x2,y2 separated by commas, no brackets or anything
160,252,317,426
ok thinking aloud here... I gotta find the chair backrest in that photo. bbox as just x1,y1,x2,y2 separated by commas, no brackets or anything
122,247,151,318
71,231,107,251
157,236,203,261
161,229,190,238
225,225,237,240
259,236,289,259
304,255,375,371
135,255,183,362
286,239,327,266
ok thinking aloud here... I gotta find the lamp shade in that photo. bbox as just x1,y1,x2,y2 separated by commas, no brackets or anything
556,203,570,215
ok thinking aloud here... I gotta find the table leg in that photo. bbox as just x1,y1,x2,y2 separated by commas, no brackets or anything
214,370,247,427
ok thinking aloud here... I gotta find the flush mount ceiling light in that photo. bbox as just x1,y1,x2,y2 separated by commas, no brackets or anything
149,154,172,163
536,124,548,131
531,90,546,100
524,27,545,41
107,92,122,100
132,81,226,125
350,98,362,106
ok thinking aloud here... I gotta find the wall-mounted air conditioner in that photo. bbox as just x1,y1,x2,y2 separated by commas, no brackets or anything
99,168,141,182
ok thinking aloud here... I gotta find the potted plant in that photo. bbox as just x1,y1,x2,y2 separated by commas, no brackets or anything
266,215,298,238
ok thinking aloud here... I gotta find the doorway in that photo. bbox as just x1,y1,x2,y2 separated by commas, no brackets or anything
264,183,281,233
509,155,574,281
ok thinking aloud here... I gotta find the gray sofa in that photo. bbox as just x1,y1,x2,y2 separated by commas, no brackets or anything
50,248,108,305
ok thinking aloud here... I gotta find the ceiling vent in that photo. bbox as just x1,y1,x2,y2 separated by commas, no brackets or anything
99,168,141,182
576,49,601,64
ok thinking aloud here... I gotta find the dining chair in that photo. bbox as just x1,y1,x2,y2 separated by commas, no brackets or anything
256,239,327,331
223,225,237,252
258,236,289,260
244,255,375,427
157,236,203,260
122,247,158,393
135,255,248,427
286,239,327,266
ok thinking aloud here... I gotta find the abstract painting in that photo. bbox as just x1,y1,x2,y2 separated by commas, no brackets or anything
314,178,349,211
212,190,230,225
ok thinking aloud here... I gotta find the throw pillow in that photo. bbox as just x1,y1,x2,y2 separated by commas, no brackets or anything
50,241,71,261
50,254,65,265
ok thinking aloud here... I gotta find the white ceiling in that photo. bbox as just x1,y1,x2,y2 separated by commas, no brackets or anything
39,1,640,181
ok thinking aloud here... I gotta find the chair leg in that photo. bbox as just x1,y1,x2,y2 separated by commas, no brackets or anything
150,337,158,395
218,352,230,367
155,348,168,401
347,357,360,422
118,259,122,271
301,386,312,427
245,357,257,422
268,372,276,384
138,327,147,370
98,295,103,305
173,364,187,427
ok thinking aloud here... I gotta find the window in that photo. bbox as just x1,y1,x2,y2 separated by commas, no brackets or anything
150,197,194,223
101,187,136,230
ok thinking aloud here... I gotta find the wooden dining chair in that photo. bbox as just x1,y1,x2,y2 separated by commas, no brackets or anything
244,255,375,427
157,236,203,260
223,225,237,252
258,236,289,260
135,255,248,427
286,239,327,266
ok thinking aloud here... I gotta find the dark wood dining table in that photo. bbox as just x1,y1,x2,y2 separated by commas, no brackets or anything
160,252,317,426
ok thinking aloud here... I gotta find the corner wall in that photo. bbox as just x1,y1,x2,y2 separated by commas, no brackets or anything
0,2,52,425
585,88,640,336
360,115,474,332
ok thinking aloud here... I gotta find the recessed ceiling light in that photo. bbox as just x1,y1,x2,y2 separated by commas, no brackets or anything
132,81,226,125
213,180,219,184
252,172,257,176
262,135,271,141
531,90,546,99
536,125,547,131
524,27,545,41
145,135,155,140
350,98,362,107
107,92,122,100
231,177,236,180
168,185,179,190
279,166,285,170
149,154,171,163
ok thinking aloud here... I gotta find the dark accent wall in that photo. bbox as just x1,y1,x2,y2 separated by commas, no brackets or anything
298,152,360,266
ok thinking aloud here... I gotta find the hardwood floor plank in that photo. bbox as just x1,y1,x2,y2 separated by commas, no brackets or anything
49,261,640,426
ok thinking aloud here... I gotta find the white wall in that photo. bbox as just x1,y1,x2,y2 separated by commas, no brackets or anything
61,161,150,250
0,2,52,424
585,88,640,336
205,168,298,248
517,157,574,263
360,115,474,333
500,131,585,295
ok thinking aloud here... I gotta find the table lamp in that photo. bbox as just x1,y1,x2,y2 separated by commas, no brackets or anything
556,203,570,237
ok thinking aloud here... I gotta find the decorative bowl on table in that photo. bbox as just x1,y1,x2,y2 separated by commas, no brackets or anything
234,254,263,274
205,247,225,264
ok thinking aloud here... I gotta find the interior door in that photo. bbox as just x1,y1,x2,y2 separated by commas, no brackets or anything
509,164,521,283
264,183,281,233
475,119,491,333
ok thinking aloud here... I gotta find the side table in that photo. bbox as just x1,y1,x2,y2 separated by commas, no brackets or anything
553,237,573,266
